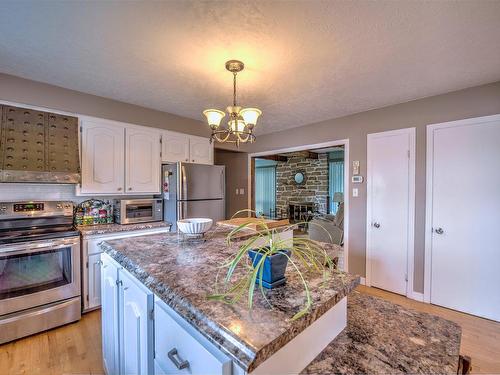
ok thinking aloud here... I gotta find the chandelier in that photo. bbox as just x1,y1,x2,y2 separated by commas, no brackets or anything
203,60,262,147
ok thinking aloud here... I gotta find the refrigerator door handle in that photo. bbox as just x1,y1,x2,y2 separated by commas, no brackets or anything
220,169,224,195
180,164,188,201
178,201,187,220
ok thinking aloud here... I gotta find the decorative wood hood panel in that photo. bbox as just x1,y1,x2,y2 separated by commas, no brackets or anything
0,105,80,183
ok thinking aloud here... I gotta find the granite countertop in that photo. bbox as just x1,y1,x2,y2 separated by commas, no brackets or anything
303,291,462,374
77,221,172,238
101,226,358,372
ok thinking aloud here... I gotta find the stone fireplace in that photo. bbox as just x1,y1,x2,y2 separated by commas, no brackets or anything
275,152,329,217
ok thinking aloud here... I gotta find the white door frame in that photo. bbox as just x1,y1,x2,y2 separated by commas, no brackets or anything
248,139,350,272
366,128,416,299
424,114,500,303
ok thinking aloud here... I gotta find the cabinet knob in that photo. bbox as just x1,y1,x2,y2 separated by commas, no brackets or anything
192,159,194,162
117,187,122,191
185,159,188,162
128,187,132,191
373,222,381,228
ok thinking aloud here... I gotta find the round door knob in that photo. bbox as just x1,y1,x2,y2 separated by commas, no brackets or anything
435,227,444,234
373,222,381,228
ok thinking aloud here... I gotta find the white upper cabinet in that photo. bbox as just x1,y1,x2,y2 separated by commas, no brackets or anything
80,119,125,194
125,126,161,194
161,131,213,165
80,117,210,195
189,135,213,164
79,118,161,195
162,130,190,163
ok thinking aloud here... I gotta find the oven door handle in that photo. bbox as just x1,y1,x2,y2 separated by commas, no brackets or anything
0,238,79,256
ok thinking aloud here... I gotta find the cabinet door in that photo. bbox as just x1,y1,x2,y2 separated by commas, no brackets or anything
88,253,102,310
101,254,120,375
125,127,161,194
120,270,154,375
189,136,213,165
161,131,190,163
81,119,125,194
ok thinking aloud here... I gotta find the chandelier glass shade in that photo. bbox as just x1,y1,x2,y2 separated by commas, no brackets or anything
203,60,262,146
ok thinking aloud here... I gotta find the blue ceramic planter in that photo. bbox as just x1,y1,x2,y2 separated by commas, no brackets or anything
248,248,291,289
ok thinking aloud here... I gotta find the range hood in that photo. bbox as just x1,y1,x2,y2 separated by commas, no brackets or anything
0,105,80,183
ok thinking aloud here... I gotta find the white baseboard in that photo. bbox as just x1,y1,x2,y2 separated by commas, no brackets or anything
408,291,424,302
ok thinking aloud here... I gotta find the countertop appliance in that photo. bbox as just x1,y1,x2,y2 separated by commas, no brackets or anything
0,201,81,344
162,163,225,231
0,105,80,183
114,198,163,224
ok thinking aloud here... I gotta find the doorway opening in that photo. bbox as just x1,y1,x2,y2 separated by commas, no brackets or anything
249,139,349,271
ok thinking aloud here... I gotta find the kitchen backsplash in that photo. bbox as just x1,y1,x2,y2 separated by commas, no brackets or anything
0,183,153,203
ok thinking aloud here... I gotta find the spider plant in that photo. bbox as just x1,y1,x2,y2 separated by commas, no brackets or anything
208,210,335,320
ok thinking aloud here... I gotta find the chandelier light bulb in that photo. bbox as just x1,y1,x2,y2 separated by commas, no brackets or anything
240,108,262,127
203,109,225,129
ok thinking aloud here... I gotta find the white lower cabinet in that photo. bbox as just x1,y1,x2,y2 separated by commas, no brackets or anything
101,255,120,375
88,253,103,309
83,227,170,312
100,253,233,375
120,269,154,375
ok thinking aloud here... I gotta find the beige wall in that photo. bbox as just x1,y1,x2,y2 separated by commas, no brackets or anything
214,149,249,219
244,81,500,293
0,73,210,137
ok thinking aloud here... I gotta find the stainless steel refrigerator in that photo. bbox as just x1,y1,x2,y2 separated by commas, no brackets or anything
162,163,225,231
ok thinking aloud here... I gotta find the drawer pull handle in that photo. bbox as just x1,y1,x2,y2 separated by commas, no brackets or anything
168,348,189,370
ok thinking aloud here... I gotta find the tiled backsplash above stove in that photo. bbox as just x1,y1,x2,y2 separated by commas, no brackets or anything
0,183,117,203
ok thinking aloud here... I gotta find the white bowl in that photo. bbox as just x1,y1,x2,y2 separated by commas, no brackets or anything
177,218,213,234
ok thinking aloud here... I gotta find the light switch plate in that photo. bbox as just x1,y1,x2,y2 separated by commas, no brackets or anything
239,188,245,195
352,160,360,175
352,188,359,197
235,188,239,195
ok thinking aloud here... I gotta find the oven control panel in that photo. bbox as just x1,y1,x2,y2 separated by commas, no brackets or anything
13,203,45,212
0,201,73,218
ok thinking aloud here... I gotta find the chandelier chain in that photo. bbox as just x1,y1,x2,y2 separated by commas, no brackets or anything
233,72,237,107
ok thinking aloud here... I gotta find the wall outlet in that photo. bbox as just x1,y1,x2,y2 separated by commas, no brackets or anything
239,188,245,195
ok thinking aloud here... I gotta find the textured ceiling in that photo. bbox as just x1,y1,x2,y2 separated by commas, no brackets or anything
1,1,499,135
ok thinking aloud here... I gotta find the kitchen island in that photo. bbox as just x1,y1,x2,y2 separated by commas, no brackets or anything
99,226,358,374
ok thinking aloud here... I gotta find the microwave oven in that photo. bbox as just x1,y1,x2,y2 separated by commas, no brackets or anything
114,199,163,224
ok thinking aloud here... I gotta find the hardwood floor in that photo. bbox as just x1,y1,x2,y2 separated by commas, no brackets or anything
0,309,104,375
1,287,499,374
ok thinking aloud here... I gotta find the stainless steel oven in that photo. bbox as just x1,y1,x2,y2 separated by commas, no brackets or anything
114,198,163,224
0,201,81,344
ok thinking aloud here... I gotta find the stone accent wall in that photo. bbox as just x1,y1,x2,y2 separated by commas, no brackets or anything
276,153,329,216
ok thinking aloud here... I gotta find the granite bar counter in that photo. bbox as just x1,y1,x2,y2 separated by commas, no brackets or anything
100,226,358,372
303,291,462,374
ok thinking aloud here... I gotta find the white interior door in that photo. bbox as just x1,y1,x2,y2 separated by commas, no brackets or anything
367,128,415,296
426,115,500,321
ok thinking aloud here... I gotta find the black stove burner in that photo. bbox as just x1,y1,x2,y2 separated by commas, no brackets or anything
0,225,79,245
